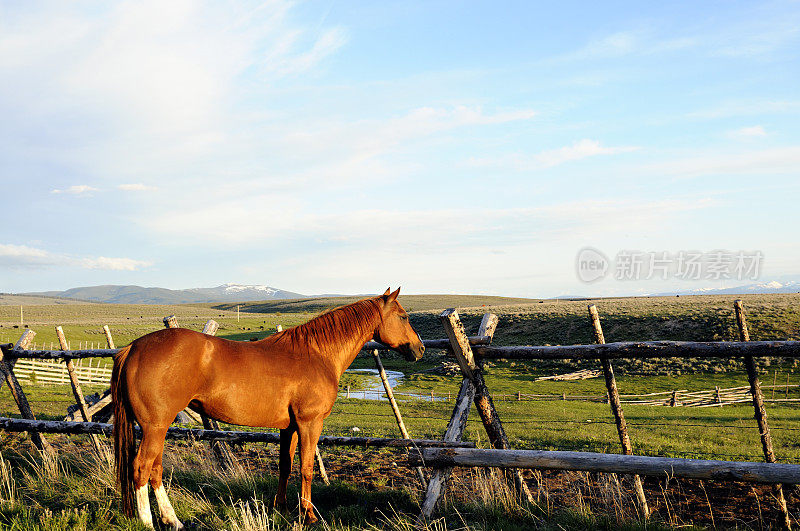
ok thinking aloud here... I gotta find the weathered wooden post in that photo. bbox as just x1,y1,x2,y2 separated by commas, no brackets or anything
201,320,219,336
670,390,677,407
420,377,475,519
163,315,178,329
166,317,237,470
55,326,105,458
420,313,503,519
734,300,791,529
434,310,533,507
373,349,426,487
0,330,53,454
103,325,116,349
588,304,649,518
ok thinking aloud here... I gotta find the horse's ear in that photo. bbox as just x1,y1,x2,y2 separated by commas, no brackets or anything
387,287,400,303
383,287,391,297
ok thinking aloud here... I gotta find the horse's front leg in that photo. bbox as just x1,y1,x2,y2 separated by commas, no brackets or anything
297,418,324,524
274,426,298,511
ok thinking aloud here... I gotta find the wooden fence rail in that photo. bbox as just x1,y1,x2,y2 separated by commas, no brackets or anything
12,358,112,386
411,448,800,485
0,416,476,449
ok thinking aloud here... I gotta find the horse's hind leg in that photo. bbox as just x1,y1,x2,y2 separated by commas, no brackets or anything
133,424,169,529
297,418,324,524
274,426,298,511
150,442,184,530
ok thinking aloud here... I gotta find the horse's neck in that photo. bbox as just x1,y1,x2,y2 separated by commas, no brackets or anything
328,307,381,377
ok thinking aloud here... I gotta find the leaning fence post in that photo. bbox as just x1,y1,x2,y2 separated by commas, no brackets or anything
734,300,791,530
588,305,649,518
56,326,106,459
439,310,533,503
0,330,53,454
102,325,116,349
166,317,237,471
420,377,475,520
373,349,426,487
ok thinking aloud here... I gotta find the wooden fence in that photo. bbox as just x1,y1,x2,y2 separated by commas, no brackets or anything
12,358,111,386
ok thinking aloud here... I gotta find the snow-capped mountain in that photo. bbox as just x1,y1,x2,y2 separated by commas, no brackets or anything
188,284,303,301
654,280,800,297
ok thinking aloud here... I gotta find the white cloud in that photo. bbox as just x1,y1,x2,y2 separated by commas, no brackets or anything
50,185,98,195
536,139,639,167
0,244,59,267
727,125,767,138
644,145,800,179
0,1,350,183
687,100,800,120
0,243,151,271
468,139,639,171
264,27,348,76
79,256,153,271
118,183,157,192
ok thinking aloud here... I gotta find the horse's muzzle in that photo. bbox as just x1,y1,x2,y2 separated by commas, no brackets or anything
399,342,425,362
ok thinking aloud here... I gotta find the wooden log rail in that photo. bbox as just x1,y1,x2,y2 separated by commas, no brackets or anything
0,416,476,448
474,340,800,360
411,448,800,485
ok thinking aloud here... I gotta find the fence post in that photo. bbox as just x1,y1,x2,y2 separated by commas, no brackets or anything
167,317,238,471
439,310,533,503
588,305,649,518
420,377,475,519
734,300,791,530
102,325,116,349
56,327,106,459
0,330,53,454
373,349,426,487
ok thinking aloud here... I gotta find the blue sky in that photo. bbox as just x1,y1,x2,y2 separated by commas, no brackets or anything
1,1,799,298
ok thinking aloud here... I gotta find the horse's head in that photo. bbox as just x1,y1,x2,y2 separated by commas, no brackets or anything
374,287,425,362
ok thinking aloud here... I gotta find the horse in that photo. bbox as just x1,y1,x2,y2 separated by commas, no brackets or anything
112,287,424,529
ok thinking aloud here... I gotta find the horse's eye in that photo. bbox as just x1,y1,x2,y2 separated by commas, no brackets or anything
399,315,408,321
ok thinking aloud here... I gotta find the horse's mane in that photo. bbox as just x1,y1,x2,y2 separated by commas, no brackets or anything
285,297,382,353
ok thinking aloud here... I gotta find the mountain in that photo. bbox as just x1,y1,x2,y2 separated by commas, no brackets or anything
653,280,800,297
23,283,306,304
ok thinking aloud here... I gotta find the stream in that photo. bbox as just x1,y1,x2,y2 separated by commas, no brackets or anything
343,368,442,401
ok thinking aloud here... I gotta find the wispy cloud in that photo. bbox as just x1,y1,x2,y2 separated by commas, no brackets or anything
0,243,151,271
118,183,157,192
79,256,153,271
0,244,59,268
50,185,98,195
468,139,639,172
727,125,767,138
264,27,348,76
643,145,800,180
688,100,800,120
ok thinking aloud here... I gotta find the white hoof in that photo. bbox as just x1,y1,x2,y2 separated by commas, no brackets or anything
154,484,183,529
135,484,154,528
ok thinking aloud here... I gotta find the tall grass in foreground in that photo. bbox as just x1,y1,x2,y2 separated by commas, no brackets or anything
0,437,697,530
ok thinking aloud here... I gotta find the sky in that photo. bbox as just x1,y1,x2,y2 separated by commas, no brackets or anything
1,0,799,298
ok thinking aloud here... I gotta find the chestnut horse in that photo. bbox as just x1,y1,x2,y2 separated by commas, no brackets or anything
112,288,424,529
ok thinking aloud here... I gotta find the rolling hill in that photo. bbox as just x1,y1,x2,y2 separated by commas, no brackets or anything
23,283,305,305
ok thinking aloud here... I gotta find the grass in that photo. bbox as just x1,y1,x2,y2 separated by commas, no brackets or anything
0,437,683,530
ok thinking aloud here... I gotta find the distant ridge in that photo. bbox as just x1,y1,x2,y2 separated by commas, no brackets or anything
652,280,800,297
23,283,306,304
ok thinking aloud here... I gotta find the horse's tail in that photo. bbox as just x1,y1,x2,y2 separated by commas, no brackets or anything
112,344,136,517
